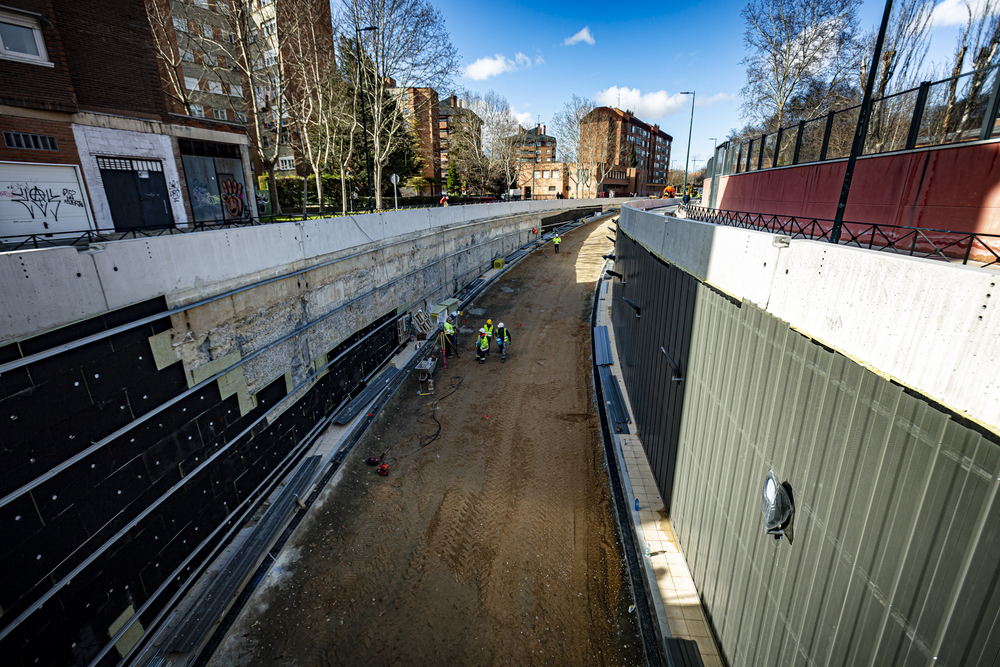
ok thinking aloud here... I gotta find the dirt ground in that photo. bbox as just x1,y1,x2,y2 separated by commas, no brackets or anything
213,218,643,666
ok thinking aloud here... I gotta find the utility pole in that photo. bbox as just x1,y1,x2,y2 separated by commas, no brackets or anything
355,24,377,213
831,0,894,243
680,91,695,196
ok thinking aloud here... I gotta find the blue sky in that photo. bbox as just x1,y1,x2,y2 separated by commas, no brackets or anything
434,0,980,168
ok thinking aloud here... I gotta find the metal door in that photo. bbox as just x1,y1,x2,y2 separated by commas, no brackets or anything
98,157,174,230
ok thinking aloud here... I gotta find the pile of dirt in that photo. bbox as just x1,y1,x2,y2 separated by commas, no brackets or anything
214,218,642,666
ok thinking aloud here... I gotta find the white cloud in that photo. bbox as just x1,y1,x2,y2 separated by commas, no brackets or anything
535,54,546,65
696,92,738,107
930,0,994,26
513,110,534,126
594,86,689,119
564,26,595,46
463,52,532,80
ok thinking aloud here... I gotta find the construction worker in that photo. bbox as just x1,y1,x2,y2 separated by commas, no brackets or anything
476,327,489,363
554,234,561,253
495,322,512,362
483,319,494,353
443,316,457,356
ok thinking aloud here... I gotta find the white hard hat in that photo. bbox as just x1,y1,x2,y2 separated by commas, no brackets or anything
479,327,486,334
498,322,504,328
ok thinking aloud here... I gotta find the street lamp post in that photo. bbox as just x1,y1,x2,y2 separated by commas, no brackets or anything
355,24,377,212
680,91,695,197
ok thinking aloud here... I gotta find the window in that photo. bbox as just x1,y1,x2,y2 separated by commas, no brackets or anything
548,186,556,191
190,104,204,117
542,170,550,178
262,19,276,36
208,81,223,94
203,25,212,39
278,156,295,170
263,49,277,66
546,158,552,162
229,83,242,97
194,0,208,6
173,17,188,32
552,170,560,178
184,76,198,90
3,131,58,151
236,111,247,123
213,108,228,120
0,10,50,65
181,48,195,62
533,171,540,178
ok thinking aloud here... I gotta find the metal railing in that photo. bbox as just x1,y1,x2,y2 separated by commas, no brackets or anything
0,198,514,251
718,63,1000,175
686,206,1000,268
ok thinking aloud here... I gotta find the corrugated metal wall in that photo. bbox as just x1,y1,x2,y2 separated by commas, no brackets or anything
612,229,1000,666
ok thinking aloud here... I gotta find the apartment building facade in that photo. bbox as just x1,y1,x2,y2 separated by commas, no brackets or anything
513,124,557,164
393,86,441,194
580,107,672,197
0,0,255,239
517,161,569,199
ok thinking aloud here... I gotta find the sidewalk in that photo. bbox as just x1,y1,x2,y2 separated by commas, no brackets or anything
597,282,724,667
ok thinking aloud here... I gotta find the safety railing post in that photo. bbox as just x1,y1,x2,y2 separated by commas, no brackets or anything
758,134,766,171
773,128,783,168
906,82,931,150
792,121,805,165
819,110,835,161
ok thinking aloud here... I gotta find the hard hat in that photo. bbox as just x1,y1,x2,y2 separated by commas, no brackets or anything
487,319,492,325
479,327,486,334
498,322,504,328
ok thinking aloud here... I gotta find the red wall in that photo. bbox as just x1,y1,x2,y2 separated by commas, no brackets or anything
716,141,1000,238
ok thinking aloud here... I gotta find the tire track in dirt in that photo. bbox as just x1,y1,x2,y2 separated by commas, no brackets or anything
213,217,643,667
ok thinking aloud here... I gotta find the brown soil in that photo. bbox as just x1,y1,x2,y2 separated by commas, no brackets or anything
213,218,642,666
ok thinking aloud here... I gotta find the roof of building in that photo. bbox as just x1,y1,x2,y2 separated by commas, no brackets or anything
585,107,673,142
513,126,557,144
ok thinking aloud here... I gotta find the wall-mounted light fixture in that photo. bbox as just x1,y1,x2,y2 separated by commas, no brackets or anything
760,470,794,542
659,346,684,384
605,270,624,282
622,297,641,318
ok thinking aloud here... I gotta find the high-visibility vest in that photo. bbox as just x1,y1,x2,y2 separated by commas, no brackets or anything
554,236,561,244
478,334,489,351
443,322,454,335
483,323,493,338
497,328,509,344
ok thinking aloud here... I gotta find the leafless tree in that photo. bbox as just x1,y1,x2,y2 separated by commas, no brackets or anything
144,0,205,114
740,0,865,130
448,91,520,195
552,96,617,198
282,0,338,211
333,0,459,209
944,0,1000,135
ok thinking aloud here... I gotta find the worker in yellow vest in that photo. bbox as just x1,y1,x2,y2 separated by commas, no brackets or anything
483,319,494,354
443,316,457,356
476,327,489,363
496,322,512,362
554,235,561,253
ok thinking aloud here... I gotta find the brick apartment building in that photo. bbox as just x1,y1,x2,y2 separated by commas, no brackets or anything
517,162,569,199
514,124,556,164
579,107,672,197
395,86,441,194
0,0,255,239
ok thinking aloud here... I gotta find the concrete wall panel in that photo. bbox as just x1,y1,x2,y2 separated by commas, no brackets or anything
622,202,1000,433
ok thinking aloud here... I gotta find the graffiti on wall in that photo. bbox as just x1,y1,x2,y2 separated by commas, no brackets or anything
221,180,246,220
167,179,182,203
0,183,64,226
255,188,271,215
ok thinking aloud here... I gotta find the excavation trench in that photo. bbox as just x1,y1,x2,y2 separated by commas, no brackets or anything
213,217,643,666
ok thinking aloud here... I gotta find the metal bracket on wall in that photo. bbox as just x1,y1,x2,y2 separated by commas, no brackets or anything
606,236,617,243
623,297,641,318
660,346,683,384
606,270,625,283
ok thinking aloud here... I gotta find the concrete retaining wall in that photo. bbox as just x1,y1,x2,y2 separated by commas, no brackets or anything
618,201,1000,434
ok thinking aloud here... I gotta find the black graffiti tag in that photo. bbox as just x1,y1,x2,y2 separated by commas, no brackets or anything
62,188,85,208
10,184,61,227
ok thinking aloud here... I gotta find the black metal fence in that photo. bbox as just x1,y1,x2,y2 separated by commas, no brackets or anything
716,63,1000,175
687,206,1000,268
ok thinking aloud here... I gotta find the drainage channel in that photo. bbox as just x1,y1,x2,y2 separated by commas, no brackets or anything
590,266,665,667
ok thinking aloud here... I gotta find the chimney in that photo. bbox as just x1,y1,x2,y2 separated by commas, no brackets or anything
450,94,457,107
543,124,546,135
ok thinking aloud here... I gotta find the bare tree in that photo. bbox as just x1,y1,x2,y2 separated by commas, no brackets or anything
950,0,1000,133
334,0,459,209
144,0,205,114
740,0,865,130
449,91,520,195
282,0,338,210
552,96,617,198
